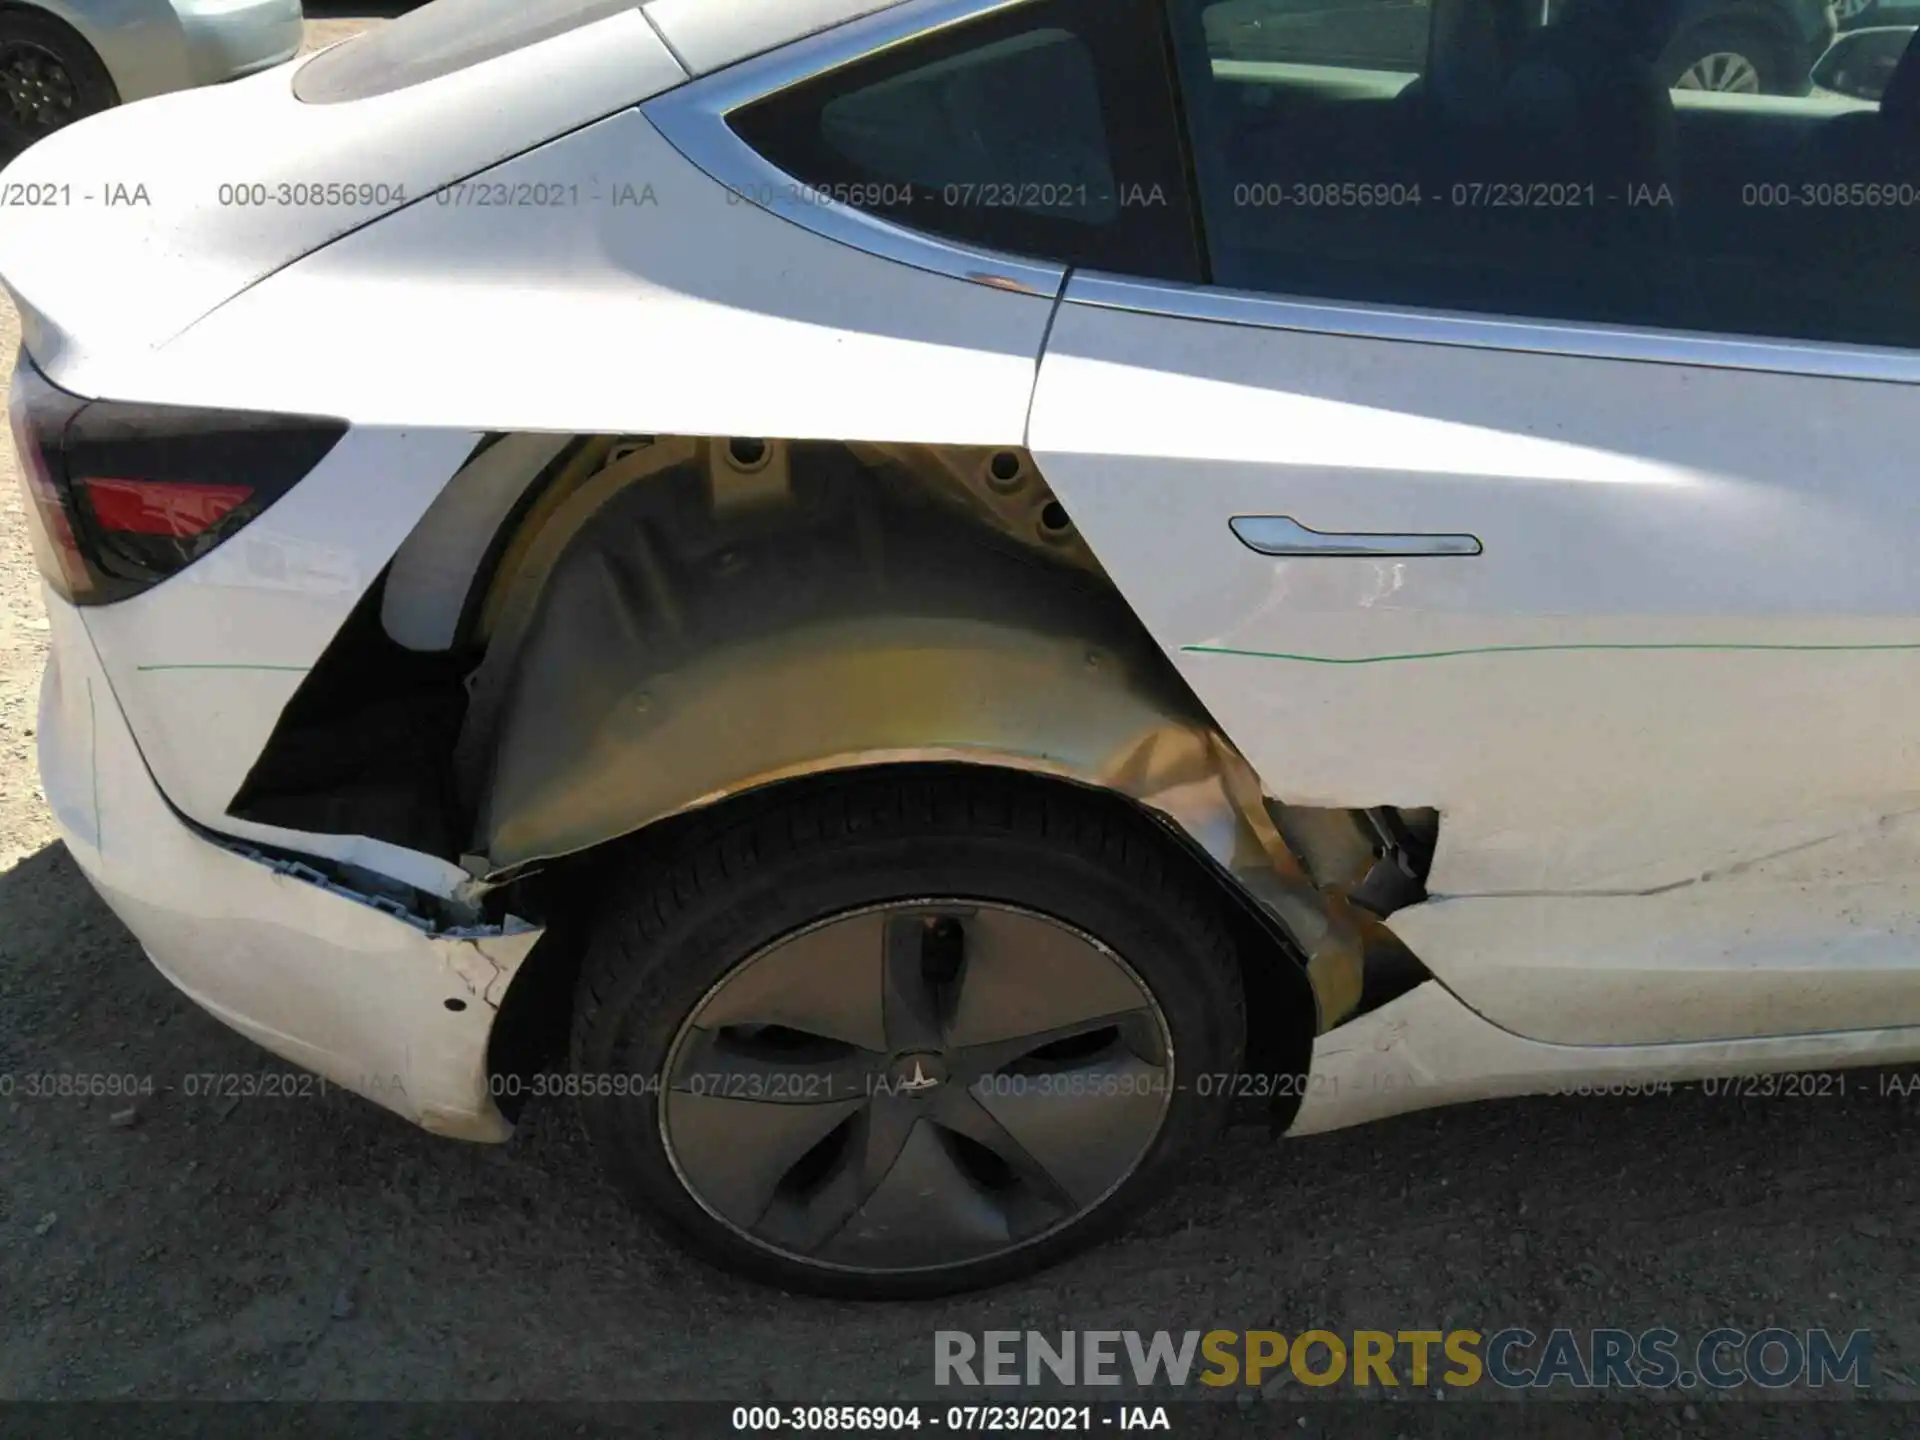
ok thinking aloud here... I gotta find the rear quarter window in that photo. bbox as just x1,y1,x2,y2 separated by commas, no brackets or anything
728,0,1204,281
294,0,643,103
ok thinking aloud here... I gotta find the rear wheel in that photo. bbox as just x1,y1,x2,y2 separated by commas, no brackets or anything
0,11,117,160
570,772,1248,1297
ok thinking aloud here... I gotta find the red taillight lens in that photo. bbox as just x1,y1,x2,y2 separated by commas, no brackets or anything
81,478,254,537
6,350,345,605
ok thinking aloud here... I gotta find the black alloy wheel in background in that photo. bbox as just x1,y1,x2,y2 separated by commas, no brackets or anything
0,14,117,160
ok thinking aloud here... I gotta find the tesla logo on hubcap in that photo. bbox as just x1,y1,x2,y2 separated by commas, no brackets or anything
888,1053,947,1094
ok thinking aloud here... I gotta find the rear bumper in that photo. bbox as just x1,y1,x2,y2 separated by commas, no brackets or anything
36,587,538,1143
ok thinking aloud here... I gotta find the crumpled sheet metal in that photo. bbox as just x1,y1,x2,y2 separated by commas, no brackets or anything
471,492,1369,1030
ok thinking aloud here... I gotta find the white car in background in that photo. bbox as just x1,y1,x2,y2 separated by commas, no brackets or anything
1811,19,1918,94
1,0,303,159
3,0,1919,1297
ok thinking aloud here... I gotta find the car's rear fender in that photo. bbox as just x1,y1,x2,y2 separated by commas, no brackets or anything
0,7,685,395
71,421,489,896
446,437,1433,1037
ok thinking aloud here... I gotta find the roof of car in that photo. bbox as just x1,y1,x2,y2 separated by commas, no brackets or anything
642,0,910,76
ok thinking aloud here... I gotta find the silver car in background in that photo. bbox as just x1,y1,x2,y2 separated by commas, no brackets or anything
2,0,304,159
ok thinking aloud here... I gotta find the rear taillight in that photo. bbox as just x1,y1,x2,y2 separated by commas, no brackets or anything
6,350,346,605
81,478,254,537
8,352,93,600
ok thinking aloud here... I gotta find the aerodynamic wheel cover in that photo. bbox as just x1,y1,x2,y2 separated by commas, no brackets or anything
657,899,1176,1275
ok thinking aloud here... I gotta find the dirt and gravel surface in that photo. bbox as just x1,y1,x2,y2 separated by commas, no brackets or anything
1,13,1918,1434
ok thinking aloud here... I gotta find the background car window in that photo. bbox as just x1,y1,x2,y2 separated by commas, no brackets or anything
1166,0,1920,348
1204,0,1434,71
730,0,1204,282
1811,22,1915,99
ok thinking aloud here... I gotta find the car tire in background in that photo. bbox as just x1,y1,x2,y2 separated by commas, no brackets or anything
1659,21,1791,92
0,9,117,163
569,770,1250,1298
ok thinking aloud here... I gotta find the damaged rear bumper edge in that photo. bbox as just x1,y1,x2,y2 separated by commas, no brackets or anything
36,589,540,1142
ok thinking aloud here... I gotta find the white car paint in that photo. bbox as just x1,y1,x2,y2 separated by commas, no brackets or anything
121,108,1056,442
13,19,1053,919
38,589,537,1140
1030,279,1920,1045
79,425,485,897
7,0,1920,1176
1289,979,1920,1136
0,8,685,394
46,572,1920,1145
643,0,908,74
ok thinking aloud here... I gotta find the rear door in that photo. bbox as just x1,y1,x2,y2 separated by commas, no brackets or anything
1030,0,1920,1045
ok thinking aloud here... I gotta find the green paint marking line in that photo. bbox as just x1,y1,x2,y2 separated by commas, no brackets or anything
136,663,312,673
1184,640,1920,665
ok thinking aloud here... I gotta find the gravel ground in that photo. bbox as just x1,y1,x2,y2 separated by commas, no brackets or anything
1,14,1918,1432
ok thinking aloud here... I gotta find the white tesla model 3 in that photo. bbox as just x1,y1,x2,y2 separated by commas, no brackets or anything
3,0,1918,1295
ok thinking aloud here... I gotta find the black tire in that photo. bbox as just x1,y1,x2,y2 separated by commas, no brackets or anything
1657,22,1791,95
0,9,117,159
570,770,1248,1298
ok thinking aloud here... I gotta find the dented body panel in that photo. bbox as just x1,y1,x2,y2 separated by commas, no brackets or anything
1031,282,1920,1047
18,0,1920,1172
1292,979,1920,1137
38,593,533,1140
1394,807,1920,1044
460,444,1373,1028
77,424,486,901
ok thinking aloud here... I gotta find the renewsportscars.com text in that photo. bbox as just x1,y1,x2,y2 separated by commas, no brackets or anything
934,1328,1871,1391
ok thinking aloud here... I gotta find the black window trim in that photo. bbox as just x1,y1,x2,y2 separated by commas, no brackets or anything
1066,269,1920,386
1152,0,1217,285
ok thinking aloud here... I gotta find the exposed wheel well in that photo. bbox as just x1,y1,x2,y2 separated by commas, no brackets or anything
231,431,1434,1096
485,762,1320,1129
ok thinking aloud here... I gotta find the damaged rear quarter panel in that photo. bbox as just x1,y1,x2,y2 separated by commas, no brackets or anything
461,449,1377,1030
1392,803,1920,1045
43,593,538,1142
